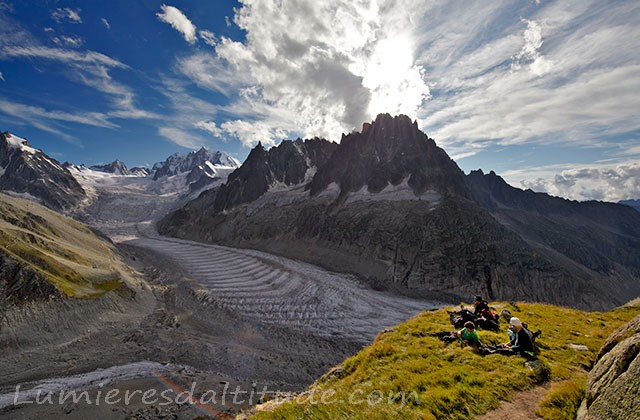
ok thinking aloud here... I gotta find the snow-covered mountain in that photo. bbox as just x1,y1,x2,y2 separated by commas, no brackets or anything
151,147,241,180
90,160,131,176
129,167,150,177
0,131,85,211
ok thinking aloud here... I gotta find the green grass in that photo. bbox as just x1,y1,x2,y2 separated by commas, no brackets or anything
536,375,586,420
0,194,123,298
250,301,640,419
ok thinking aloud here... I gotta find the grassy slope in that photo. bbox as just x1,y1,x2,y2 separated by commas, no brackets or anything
251,301,640,419
0,193,126,297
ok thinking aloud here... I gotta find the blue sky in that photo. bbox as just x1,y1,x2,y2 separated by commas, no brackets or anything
0,0,638,201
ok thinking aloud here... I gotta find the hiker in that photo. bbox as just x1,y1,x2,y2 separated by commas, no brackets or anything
485,317,535,358
431,321,481,349
473,295,491,316
456,321,481,349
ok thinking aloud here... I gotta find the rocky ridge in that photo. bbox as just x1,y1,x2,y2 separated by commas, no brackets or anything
160,114,640,310
0,131,85,211
89,160,131,176
152,147,240,180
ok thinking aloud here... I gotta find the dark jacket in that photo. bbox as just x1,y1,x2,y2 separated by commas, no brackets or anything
474,301,491,316
511,327,534,354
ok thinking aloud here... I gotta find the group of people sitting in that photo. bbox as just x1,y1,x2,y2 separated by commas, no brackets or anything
449,296,501,331
433,296,539,359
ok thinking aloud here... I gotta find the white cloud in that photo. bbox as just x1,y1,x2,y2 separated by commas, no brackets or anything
1,45,127,68
0,45,152,119
177,53,244,96
198,30,216,47
158,126,204,149
219,120,287,148
418,0,640,159
0,41,157,125
101,18,110,30
156,4,197,44
195,120,222,137
175,0,431,147
514,162,640,202
0,98,119,142
511,19,553,76
52,35,84,49
0,71,3,81
51,8,82,24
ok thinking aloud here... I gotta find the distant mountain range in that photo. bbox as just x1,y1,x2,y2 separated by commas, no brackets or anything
160,114,640,311
0,131,241,211
88,160,150,177
152,147,241,180
85,147,241,180
619,199,640,212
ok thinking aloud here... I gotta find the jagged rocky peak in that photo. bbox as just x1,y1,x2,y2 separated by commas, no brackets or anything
212,137,338,212
0,131,85,211
308,113,469,198
90,159,130,175
152,146,240,180
129,166,150,177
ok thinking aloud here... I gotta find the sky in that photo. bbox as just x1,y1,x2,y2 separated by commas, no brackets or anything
0,0,638,202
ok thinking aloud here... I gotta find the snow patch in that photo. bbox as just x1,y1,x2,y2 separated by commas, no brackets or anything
204,161,218,175
3,190,43,204
5,133,38,154
345,179,441,204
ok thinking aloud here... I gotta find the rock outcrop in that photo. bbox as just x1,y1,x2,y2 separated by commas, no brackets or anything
578,315,640,419
308,113,467,198
89,160,131,175
213,138,338,212
0,132,85,212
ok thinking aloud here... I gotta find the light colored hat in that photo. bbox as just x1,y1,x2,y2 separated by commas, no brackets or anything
509,317,522,327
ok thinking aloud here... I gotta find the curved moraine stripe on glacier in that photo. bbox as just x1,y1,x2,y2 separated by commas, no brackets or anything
128,234,432,342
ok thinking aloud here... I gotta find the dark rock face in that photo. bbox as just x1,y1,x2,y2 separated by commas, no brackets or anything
0,132,85,211
213,138,338,212
309,114,468,198
159,115,640,310
578,315,640,419
90,160,131,175
466,169,640,297
186,164,220,193
152,147,240,180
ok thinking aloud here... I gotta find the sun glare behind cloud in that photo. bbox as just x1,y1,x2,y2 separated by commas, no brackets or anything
357,34,430,121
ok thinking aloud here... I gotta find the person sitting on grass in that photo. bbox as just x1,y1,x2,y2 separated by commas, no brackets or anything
457,321,481,349
485,317,535,358
431,321,481,349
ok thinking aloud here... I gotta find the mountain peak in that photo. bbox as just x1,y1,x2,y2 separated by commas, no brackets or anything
89,160,130,176
152,147,240,180
308,113,468,197
0,131,85,211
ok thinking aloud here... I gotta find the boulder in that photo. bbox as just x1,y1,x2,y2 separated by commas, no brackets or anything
577,315,640,419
